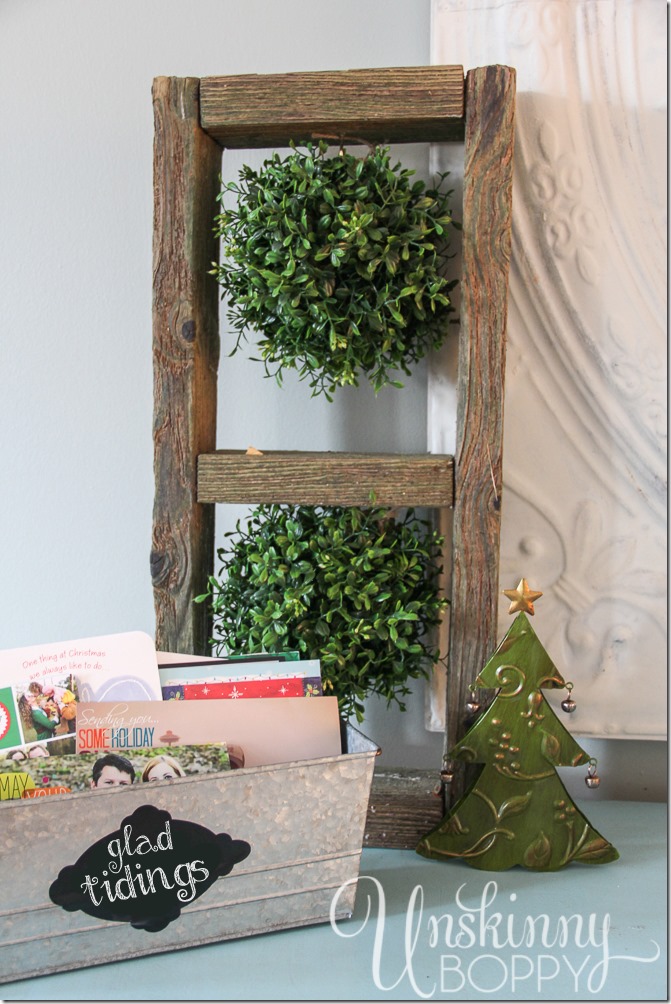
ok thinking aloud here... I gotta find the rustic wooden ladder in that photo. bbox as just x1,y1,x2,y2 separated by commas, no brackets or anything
151,65,515,848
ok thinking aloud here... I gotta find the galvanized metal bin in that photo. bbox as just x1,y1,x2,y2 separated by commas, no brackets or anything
0,723,377,983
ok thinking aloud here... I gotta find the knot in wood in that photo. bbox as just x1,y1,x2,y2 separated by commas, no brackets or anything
181,319,196,343
150,547,172,587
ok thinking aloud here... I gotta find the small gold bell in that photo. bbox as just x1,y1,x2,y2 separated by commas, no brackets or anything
585,759,600,789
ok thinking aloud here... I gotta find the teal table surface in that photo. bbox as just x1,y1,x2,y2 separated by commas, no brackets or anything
2,801,667,1002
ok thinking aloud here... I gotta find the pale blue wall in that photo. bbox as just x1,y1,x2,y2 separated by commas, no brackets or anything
0,0,664,800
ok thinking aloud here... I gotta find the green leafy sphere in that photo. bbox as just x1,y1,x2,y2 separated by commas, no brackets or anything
197,504,448,721
211,141,458,399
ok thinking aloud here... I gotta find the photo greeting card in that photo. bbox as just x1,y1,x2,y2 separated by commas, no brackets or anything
0,743,233,800
0,631,162,755
76,696,342,767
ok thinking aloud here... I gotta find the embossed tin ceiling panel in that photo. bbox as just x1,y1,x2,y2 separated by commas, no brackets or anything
429,0,666,740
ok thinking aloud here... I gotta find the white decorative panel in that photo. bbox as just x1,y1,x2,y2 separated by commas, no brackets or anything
429,0,666,739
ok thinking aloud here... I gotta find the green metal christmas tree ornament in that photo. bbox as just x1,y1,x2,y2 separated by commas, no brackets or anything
416,580,619,871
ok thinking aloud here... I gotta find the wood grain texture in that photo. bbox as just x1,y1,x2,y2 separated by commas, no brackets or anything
149,67,513,835
363,768,445,849
199,65,464,147
152,77,222,656
197,451,454,507
444,65,516,804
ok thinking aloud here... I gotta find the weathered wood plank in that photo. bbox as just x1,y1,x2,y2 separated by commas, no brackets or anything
363,768,445,849
200,65,465,147
151,77,222,656
149,66,513,835
197,451,454,507
444,65,516,804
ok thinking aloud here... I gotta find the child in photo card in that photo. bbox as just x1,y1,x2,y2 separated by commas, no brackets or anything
0,675,79,756
0,631,162,756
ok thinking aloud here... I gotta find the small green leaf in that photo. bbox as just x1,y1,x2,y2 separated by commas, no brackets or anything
572,837,618,863
523,831,553,870
541,731,561,765
496,791,533,823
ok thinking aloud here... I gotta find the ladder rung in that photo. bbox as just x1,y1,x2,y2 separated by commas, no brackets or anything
197,450,454,507
199,65,465,147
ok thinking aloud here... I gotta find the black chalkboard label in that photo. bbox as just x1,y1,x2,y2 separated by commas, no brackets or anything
49,803,251,932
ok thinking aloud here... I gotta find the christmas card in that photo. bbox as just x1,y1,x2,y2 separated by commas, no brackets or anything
75,695,342,767
0,743,233,800
158,656,323,700
156,650,300,665
0,632,162,757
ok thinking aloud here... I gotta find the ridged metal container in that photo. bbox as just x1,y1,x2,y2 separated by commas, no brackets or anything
0,723,377,983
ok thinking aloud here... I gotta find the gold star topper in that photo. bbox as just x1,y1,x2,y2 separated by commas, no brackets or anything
503,578,543,615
